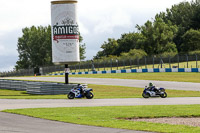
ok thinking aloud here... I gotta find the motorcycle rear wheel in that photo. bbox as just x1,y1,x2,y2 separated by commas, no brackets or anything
142,92,150,98
160,92,167,98
67,92,75,99
86,92,94,99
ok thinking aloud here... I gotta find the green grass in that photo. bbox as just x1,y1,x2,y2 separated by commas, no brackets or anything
69,72,200,83
1,84,200,99
3,105,200,133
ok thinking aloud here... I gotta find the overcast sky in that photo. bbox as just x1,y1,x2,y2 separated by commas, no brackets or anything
0,0,190,72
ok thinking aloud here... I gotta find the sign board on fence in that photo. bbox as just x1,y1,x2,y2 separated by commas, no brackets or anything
51,0,80,65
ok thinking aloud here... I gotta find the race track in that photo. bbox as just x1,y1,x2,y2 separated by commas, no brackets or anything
1,76,200,133
2,77,200,91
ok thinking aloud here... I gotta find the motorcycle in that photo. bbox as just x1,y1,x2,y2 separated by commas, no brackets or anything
142,86,167,98
67,84,94,99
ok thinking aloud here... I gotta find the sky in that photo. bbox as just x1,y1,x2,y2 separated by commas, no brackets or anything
0,0,191,72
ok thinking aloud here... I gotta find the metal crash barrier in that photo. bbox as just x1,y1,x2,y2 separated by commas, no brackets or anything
0,79,76,95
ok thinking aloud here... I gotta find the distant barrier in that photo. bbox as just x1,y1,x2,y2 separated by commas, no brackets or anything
1,54,200,77
0,79,76,95
47,68,200,76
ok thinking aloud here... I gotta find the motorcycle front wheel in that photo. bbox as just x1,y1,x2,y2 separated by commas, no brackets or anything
67,92,75,99
86,92,94,99
142,92,150,98
160,92,167,98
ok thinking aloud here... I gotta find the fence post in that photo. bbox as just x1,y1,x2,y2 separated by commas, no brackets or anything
79,62,80,72
116,59,118,70
137,58,139,69
160,56,163,68
88,62,89,72
110,59,112,71
169,56,171,68
153,56,154,69
196,54,198,68
123,59,125,69
186,54,188,68
177,54,179,68
104,60,105,71
145,57,147,69
130,59,132,69
97,59,99,71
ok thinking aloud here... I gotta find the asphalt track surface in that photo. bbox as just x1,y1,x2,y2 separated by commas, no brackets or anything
3,76,200,91
1,77,200,133
1,97,200,133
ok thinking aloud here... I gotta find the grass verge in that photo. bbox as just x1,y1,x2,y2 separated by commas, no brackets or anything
1,84,200,99
69,72,200,83
3,105,200,133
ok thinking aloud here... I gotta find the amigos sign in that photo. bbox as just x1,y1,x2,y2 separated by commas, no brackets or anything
51,0,80,64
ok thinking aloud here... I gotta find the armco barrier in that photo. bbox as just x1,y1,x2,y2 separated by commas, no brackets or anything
0,79,76,95
47,68,200,76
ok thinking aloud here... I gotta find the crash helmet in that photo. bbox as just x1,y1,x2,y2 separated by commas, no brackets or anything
149,82,153,87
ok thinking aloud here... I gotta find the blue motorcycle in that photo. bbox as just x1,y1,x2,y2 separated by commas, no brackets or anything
142,86,167,98
67,84,94,99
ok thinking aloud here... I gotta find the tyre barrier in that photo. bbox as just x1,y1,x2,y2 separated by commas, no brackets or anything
0,79,77,95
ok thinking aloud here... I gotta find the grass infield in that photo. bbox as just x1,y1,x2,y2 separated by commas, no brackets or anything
69,72,200,83
3,105,200,133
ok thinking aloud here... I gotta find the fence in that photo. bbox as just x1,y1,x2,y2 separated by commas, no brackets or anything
0,54,200,77
0,79,75,95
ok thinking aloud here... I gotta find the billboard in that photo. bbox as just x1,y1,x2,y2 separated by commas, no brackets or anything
51,0,80,64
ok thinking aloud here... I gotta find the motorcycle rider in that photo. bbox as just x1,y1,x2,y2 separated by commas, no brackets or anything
148,82,158,92
77,84,84,96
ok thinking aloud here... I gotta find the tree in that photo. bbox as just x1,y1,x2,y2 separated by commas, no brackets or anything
136,17,178,55
16,26,52,70
180,29,200,52
94,38,119,59
117,32,142,55
16,25,86,70
158,0,200,51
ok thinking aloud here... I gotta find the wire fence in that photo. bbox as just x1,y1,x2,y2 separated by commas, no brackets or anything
1,54,200,77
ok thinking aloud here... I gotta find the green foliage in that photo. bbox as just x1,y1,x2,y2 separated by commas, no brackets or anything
120,49,147,59
16,25,53,70
189,50,200,56
95,38,119,58
181,29,200,52
95,0,200,59
80,43,86,60
137,17,178,55
15,25,86,70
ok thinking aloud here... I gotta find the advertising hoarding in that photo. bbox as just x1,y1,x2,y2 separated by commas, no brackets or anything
51,0,80,64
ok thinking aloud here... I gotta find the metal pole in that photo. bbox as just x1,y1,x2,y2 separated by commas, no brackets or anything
153,56,154,69
186,54,188,68
145,57,147,69
65,64,69,84
178,55,179,68
196,54,198,68
110,59,112,71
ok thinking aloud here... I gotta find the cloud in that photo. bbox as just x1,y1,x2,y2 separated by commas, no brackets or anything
93,9,132,34
0,0,192,71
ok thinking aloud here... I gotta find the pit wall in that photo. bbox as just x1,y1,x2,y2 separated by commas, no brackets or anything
47,68,200,76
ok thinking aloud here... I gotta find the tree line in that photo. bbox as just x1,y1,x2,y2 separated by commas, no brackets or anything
15,25,86,70
94,0,200,60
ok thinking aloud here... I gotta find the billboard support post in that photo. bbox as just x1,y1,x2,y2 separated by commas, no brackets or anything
65,64,69,84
